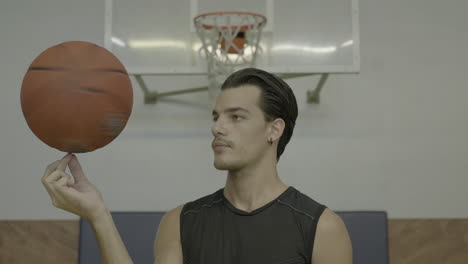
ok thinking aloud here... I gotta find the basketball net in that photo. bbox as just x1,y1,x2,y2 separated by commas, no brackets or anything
194,12,267,98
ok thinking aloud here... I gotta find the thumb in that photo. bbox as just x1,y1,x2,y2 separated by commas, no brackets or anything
68,154,88,183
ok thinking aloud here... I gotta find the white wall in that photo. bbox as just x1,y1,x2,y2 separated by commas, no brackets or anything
1,0,467,220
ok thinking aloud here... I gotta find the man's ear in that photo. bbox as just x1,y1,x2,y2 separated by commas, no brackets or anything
269,118,285,143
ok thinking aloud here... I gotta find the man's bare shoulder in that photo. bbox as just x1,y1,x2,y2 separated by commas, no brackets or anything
317,208,347,233
312,208,352,264
153,204,185,264
164,204,185,223
158,204,184,241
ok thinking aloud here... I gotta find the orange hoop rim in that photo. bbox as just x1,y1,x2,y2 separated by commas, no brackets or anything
193,11,267,32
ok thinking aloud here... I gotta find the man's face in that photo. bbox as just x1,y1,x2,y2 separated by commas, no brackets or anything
211,85,271,171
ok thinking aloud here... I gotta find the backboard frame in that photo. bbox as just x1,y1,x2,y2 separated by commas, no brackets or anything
103,0,360,75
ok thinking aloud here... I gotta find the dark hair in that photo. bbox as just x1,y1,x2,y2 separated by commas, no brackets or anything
221,68,298,161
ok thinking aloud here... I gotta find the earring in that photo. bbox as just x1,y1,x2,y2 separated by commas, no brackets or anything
268,138,273,145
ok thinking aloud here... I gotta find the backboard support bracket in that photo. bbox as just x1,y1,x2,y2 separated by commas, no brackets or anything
278,73,329,104
133,73,328,105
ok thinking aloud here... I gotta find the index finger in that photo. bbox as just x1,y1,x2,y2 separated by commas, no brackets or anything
42,160,61,181
56,153,73,172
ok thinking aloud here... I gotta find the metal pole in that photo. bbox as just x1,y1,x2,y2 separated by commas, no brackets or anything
307,73,329,104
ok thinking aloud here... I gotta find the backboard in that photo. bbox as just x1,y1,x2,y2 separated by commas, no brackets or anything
104,0,360,75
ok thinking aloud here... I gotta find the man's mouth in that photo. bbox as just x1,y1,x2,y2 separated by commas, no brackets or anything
212,140,230,151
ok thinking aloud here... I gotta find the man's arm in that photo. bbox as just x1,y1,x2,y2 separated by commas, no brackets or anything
41,154,134,264
311,208,353,264
91,209,134,264
153,204,185,264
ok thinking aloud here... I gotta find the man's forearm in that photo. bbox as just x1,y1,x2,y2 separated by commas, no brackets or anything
91,209,134,264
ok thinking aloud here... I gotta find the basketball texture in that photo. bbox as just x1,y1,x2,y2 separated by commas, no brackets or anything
21,41,133,153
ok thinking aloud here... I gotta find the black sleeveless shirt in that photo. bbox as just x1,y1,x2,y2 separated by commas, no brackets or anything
180,186,326,264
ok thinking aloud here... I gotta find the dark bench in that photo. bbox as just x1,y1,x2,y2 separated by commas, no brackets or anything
79,211,388,264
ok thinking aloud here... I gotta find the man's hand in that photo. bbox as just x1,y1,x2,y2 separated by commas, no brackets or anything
41,153,107,223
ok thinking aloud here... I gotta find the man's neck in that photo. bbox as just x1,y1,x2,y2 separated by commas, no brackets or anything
223,163,288,213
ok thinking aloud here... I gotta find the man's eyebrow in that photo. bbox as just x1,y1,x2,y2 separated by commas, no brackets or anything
212,107,250,116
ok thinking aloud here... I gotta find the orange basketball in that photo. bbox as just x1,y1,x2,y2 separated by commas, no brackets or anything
20,41,133,153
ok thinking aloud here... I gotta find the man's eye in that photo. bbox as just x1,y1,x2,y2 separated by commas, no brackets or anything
232,115,243,120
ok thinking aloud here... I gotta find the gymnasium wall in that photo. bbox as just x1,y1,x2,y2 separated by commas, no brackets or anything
1,0,468,221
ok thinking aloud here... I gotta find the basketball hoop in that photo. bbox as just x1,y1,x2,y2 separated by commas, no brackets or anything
193,11,267,97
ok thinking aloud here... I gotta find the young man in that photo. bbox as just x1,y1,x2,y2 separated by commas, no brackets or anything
42,68,352,264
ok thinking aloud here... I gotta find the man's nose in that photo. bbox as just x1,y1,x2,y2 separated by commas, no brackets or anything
211,117,226,136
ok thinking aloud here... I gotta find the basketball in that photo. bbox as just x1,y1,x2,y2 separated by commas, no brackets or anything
20,41,133,153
